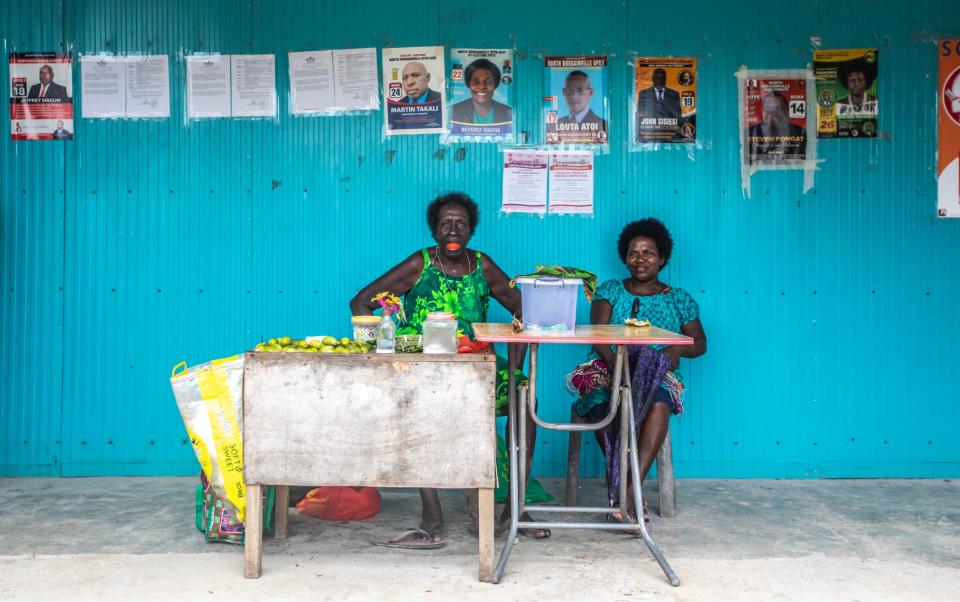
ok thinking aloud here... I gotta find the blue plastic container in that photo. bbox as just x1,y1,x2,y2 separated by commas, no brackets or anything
517,277,582,332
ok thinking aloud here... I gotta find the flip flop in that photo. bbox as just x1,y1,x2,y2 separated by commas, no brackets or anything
369,528,447,550
496,515,552,539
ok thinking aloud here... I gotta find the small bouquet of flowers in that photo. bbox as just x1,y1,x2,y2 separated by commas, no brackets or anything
371,292,406,323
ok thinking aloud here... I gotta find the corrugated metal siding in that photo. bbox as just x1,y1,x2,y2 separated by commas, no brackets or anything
2,0,958,477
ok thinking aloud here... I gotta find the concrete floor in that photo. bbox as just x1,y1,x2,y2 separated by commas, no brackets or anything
0,477,958,601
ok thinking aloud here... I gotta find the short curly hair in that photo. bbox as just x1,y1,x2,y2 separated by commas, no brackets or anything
464,59,501,88
617,218,674,268
426,192,480,233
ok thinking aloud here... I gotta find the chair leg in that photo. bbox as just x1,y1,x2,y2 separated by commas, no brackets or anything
565,408,584,506
656,427,677,518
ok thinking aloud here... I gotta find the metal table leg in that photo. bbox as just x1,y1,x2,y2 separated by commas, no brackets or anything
492,343,680,587
492,343,521,584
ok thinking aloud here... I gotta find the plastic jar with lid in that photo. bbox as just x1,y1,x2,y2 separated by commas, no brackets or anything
422,312,458,354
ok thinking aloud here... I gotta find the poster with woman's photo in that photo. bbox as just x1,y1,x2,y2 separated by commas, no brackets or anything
543,56,608,145
448,49,513,140
382,46,446,135
9,52,74,141
634,57,697,143
814,48,878,138
743,78,808,164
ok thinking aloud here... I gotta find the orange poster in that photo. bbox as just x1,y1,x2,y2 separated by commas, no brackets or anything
938,39,960,217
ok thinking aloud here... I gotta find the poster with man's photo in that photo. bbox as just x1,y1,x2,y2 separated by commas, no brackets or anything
9,52,74,141
743,78,808,164
382,46,446,136
814,48,878,138
635,57,697,143
448,48,514,140
543,56,608,145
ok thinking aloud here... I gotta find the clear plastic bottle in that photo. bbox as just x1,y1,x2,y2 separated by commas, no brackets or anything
376,311,396,354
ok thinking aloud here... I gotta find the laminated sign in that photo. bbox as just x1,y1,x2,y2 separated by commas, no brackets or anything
938,40,960,218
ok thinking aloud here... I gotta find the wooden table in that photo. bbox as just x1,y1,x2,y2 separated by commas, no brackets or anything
472,323,693,587
241,352,497,580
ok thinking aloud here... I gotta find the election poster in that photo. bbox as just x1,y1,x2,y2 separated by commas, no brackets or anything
743,77,809,165
814,48,878,138
382,46,445,135
9,52,74,141
938,39,960,218
448,48,514,140
635,57,697,143
544,56,608,145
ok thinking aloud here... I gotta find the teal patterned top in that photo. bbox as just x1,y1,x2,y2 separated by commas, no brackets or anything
593,279,700,351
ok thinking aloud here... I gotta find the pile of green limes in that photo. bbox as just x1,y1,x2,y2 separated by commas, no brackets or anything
254,336,371,354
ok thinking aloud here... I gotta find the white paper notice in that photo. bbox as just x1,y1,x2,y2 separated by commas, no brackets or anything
187,55,231,118
231,54,276,117
333,48,379,110
289,50,336,113
126,56,170,118
548,151,594,215
502,150,548,214
80,56,126,118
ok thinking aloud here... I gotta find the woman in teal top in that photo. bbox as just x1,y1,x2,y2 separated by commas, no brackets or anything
568,218,707,526
350,192,550,549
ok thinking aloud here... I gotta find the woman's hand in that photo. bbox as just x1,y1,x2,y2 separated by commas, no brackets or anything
661,346,682,371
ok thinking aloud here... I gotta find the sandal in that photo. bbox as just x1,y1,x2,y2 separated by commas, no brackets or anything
369,527,447,550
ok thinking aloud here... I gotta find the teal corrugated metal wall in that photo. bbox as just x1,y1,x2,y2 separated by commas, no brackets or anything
2,0,959,478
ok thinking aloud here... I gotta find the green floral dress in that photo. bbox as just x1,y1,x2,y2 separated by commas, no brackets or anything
403,248,526,414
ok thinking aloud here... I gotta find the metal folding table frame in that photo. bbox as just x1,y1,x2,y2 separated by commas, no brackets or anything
472,323,693,587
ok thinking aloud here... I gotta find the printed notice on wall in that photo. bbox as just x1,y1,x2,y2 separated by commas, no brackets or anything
289,48,378,114
80,55,170,119
187,55,231,118
231,54,276,117
547,151,594,215
502,150,548,214
938,39,960,218
9,52,74,140
80,56,125,118
187,54,276,119
501,150,594,215
126,56,171,118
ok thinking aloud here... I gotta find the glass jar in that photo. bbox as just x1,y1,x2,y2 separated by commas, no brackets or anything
375,311,396,354
422,312,458,354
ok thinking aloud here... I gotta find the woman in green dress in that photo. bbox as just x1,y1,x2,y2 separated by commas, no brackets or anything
349,191,550,548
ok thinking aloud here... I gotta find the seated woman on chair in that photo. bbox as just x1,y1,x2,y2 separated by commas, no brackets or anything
567,218,706,527
350,191,550,549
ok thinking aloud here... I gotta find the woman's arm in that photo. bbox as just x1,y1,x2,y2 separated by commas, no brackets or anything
589,299,617,371
480,253,526,365
661,318,707,370
348,251,424,315
481,254,522,317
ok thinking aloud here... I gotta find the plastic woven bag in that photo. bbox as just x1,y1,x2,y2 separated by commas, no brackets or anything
171,356,248,520
195,472,275,544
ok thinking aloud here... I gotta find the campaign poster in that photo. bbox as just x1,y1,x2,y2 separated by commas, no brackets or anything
635,57,697,143
938,39,960,218
544,56,608,145
743,77,808,164
814,48,878,139
382,46,445,135
9,52,74,141
448,48,514,139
